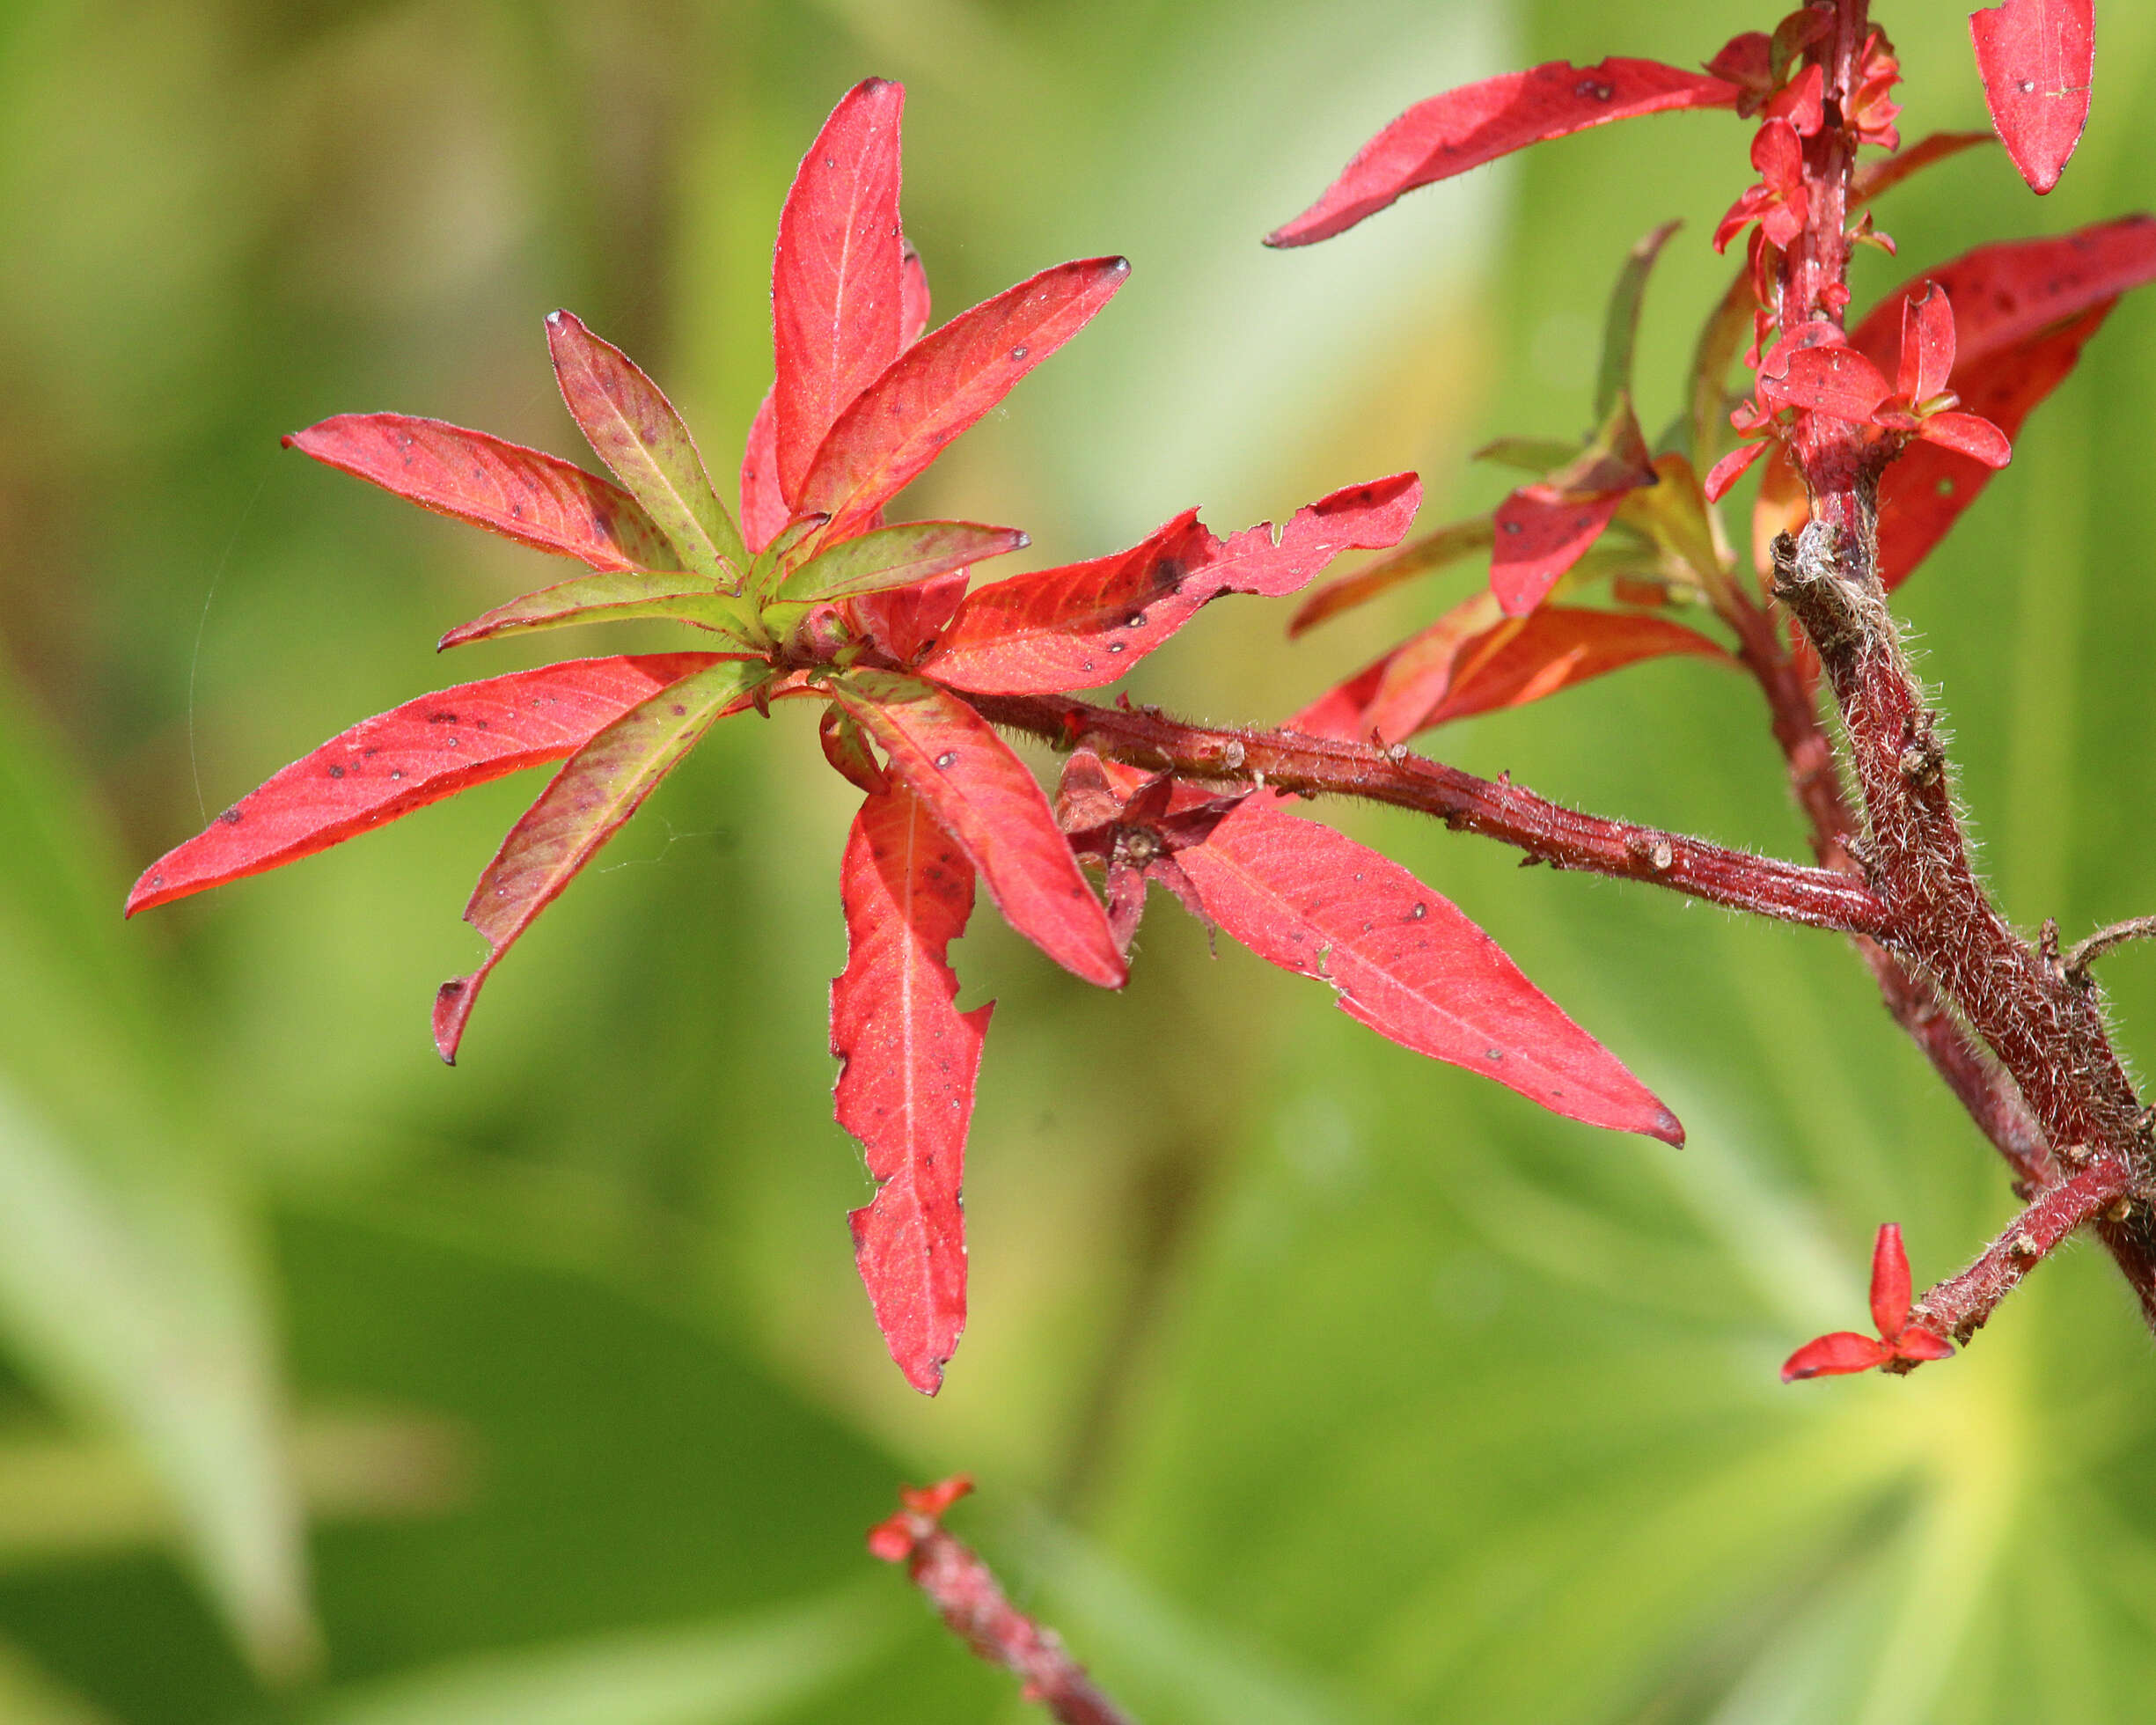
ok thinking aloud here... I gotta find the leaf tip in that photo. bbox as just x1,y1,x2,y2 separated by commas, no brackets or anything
1646,1105,1685,1148
432,974,478,1065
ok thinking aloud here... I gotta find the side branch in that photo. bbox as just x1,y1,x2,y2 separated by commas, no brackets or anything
1912,1157,2137,1348
869,1479,1134,1725
970,692,1891,936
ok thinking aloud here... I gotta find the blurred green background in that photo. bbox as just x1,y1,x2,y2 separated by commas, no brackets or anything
6,0,2156,1719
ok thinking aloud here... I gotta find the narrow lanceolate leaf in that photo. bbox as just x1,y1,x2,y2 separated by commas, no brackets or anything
287,415,676,572
434,660,759,1061
546,311,749,580
778,520,1026,603
774,78,906,503
125,655,727,915
739,386,788,554
798,258,1131,540
1172,798,1682,1142
1595,221,1681,420
1266,58,1739,247
1781,1332,1892,1380
921,475,1419,693
438,569,762,650
1850,129,1996,206
833,783,988,1395
1970,0,2094,194
829,672,1125,988
1290,515,1494,635
899,240,932,346
1291,589,1505,743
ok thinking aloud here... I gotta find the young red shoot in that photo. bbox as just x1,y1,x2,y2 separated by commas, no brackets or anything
1783,1223,1954,1381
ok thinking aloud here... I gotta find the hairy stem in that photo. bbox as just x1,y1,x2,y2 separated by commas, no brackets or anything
1912,1156,2136,1347
969,692,1889,936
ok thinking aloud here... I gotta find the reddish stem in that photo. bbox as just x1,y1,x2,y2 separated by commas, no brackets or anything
869,1482,1135,1725
1912,1157,2136,1347
971,692,1888,936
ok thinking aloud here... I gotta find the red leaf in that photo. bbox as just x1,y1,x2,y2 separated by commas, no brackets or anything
1703,438,1769,502
774,78,907,503
1869,1222,1914,1338
1970,0,2094,194
1267,58,1740,247
920,476,1419,694
546,312,748,579
1781,1332,1894,1381
1851,130,1998,206
833,783,988,1395
1898,283,1956,404
1491,486,1629,616
126,654,728,916
1408,606,1732,735
1850,218,2156,370
900,239,932,348
739,387,788,554
434,660,759,1061
1173,798,1682,1141
1758,343,1894,421
829,672,1126,988
1895,1326,1955,1362
849,571,971,666
1917,409,2012,466
286,415,675,573
799,257,1131,541
438,569,759,650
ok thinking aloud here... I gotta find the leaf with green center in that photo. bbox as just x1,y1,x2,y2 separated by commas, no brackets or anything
1172,796,1682,1142
833,783,986,1395
285,415,677,573
798,257,1132,541
1266,57,1741,247
773,78,907,503
546,311,748,583
1595,221,1681,421
827,672,1124,988
126,655,731,916
434,660,762,1062
438,570,765,650
777,520,1026,603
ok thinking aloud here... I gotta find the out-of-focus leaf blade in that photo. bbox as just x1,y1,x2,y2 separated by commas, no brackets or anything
833,785,987,1397
1595,221,1681,421
773,79,906,504
738,388,788,555
1969,0,2094,194
1266,59,1738,247
127,656,729,916
546,312,748,581
829,672,1125,988
287,416,676,572
1290,514,1492,636
434,660,759,1062
798,258,1131,540
1174,798,1682,1142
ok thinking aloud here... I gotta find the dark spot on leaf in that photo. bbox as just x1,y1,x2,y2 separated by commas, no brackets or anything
1107,642,1126,654
150,874,164,887
1500,519,1523,535
2018,78,2035,93
1126,613,1147,628
218,807,243,825
1576,78,1614,100
1485,1047,1504,1061
1009,344,1030,361
327,765,346,779
389,770,405,781
429,712,458,724
935,752,957,768
671,703,686,716
1409,902,1426,920
825,156,837,168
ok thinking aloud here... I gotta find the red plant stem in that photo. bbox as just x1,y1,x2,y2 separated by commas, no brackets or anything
969,692,1889,936
1769,0,2156,1321
1912,1156,2136,1348
871,1495,1135,1725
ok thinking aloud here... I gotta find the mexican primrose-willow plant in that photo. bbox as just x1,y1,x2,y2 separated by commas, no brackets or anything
129,0,2156,1713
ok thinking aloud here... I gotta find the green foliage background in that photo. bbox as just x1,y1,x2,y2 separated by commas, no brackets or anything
4,0,2156,1719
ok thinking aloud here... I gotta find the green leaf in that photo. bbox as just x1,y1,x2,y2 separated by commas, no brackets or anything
1472,438,1580,474
1594,220,1680,422
0,677,310,1678
437,570,764,651
775,520,1025,603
